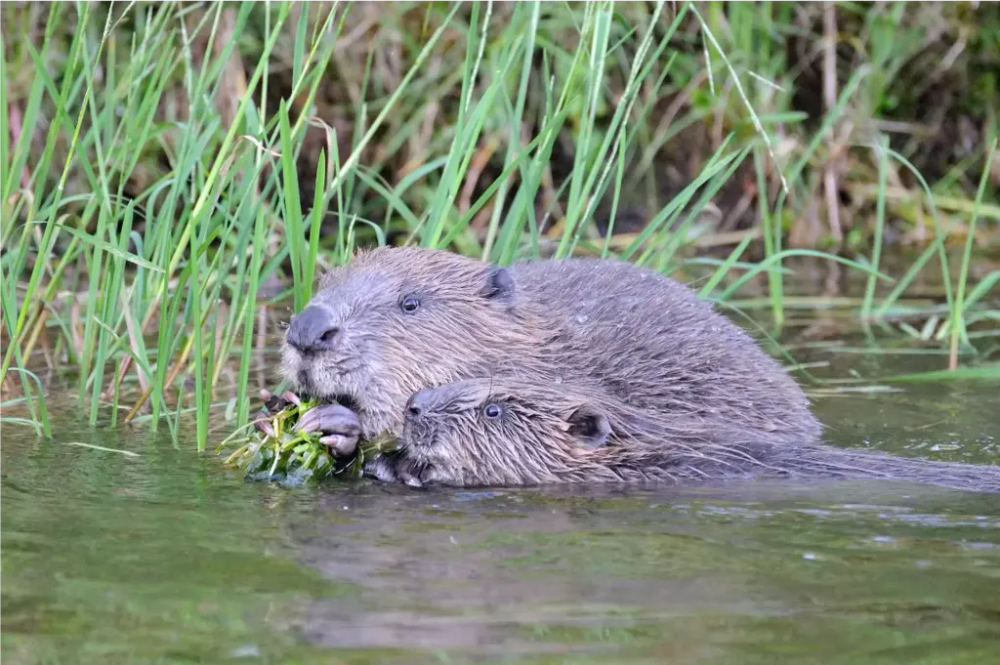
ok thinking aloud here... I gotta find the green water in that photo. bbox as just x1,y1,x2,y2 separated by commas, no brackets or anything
3,352,999,664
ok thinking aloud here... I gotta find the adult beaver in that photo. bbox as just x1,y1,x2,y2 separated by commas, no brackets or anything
395,377,1000,492
279,246,820,473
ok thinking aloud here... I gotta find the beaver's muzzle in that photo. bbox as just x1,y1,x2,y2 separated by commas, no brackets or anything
286,306,340,353
401,390,438,449
404,388,436,419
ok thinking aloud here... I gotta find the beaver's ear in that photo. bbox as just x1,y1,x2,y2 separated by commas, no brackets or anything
317,270,338,291
567,405,611,449
479,267,515,300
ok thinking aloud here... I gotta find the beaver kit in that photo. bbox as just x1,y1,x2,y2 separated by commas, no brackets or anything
394,378,1000,492
260,246,998,492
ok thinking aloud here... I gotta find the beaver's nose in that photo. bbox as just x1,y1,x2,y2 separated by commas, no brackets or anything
286,307,339,353
405,389,434,418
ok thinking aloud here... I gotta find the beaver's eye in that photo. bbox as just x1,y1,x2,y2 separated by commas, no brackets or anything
400,296,420,313
483,403,503,419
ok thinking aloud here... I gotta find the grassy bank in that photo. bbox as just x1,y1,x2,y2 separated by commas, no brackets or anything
1,1,998,448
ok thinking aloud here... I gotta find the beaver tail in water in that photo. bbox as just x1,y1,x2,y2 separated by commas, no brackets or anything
774,446,1000,493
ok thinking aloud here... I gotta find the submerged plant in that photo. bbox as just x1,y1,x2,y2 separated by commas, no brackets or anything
219,394,395,485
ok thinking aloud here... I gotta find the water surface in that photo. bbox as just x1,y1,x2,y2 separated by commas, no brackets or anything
3,353,999,664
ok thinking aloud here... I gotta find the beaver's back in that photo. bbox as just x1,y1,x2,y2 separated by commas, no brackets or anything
510,257,821,447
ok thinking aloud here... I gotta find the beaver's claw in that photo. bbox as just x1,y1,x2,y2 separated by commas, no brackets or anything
258,389,301,414
294,403,362,457
252,389,299,437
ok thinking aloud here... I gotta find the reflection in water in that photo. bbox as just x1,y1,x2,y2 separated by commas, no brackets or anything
285,481,1000,661
2,349,1000,664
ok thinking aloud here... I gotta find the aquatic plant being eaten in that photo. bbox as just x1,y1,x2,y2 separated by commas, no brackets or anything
219,392,395,485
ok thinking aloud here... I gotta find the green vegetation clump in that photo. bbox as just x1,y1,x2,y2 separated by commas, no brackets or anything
220,397,395,485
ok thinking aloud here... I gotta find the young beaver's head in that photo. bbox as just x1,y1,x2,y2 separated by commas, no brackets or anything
399,378,624,487
281,247,533,438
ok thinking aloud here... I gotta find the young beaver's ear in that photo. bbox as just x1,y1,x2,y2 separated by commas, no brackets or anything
567,405,611,449
479,266,515,300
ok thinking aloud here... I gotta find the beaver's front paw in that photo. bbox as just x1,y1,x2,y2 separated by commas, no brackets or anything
293,403,362,456
363,454,400,483
362,450,426,487
252,389,301,437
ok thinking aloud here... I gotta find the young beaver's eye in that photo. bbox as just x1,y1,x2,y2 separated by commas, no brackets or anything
483,403,503,420
400,295,420,313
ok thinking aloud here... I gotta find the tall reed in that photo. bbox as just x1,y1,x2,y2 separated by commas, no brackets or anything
2,2,997,444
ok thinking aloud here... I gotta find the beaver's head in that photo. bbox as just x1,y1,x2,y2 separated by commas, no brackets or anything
399,378,620,487
281,247,531,438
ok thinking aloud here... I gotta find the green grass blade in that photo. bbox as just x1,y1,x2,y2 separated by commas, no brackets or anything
949,136,997,367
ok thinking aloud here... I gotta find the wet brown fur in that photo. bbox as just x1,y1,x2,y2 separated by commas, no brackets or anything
399,378,1000,493
282,247,822,478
